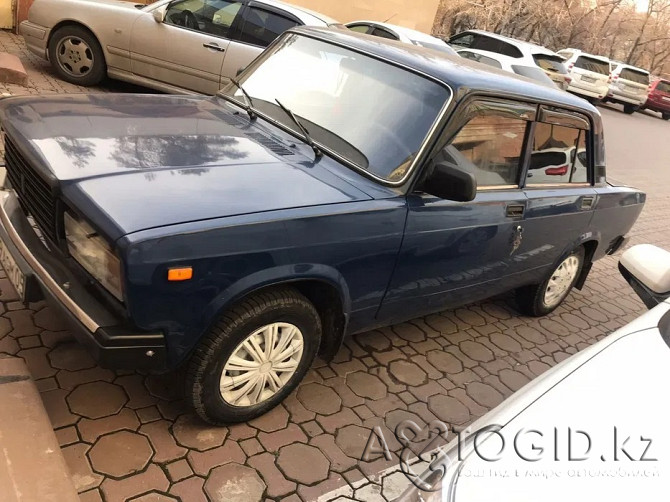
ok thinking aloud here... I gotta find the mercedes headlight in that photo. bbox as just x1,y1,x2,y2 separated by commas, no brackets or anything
64,212,123,301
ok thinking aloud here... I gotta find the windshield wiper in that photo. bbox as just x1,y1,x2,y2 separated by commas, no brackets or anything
225,78,256,120
274,99,322,160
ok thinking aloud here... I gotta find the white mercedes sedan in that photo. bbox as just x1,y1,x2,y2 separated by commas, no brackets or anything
20,0,338,94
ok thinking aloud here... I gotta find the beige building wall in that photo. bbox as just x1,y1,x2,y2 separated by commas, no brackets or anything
0,0,13,29
287,0,441,33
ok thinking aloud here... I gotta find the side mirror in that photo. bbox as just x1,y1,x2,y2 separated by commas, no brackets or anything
153,8,165,23
619,244,670,309
421,161,477,202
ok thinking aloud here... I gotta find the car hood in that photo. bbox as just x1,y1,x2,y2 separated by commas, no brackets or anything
398,301,670,502
0,94,372,239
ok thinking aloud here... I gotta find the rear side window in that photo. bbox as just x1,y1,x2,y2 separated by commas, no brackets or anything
526,122,588,185
446,114,529,186
449,33,475,48
472,35,523,58
371,27,398,40
459,51,502,68
239,7,299,47
574,56,609,75
533,54,567,74
512,65,554,85
348,24,371,34
619,68,649,85
656,80,670,93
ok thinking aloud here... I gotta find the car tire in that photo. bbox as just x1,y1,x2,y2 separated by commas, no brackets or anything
516,246,585,317
48,25,106,86
186,287,321,425
623,104,636,114
663,112,670,121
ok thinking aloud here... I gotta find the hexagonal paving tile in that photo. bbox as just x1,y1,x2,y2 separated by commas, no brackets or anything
173,414,228,451
427,394,470,425
426,350,463,374
297,382,342,415
128,493,178,502
388,360,427,386
67,381,128,419
346,372,387,400
335,424,374,459
204,463,265,502
248,404,289,433
89,431,154,478
277,443,330,485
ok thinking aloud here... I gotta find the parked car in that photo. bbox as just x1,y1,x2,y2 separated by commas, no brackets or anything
557,48,611,102
397,244,670,502
642,77,670,120
0,27,644,424
456,48,558,88
345,20,457,55
603,62,650,113
19,0,339,94
448,30,569,89
526,147,588,183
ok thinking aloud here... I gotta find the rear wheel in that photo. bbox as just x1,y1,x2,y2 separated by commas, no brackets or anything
48,25,106,86
623,103,636,114
662,112,670,121
516,247,585,317
186,287,321,425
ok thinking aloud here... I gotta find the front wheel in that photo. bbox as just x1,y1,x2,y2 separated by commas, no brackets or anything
186,287,321,425
516,247,585,317
48,25,106,86
662,112,670,121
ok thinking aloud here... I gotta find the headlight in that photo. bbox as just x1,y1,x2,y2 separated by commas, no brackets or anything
64,212,123,301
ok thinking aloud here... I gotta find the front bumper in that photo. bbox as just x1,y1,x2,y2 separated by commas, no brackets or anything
0,191,167,370
19,21,49,60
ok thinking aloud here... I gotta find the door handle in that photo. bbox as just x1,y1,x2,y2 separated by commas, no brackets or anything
203,42,225,52
581,197,595,210
506,204,525,218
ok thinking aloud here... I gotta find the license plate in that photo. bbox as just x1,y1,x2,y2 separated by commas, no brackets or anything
581,76,596,83
0,240,25,299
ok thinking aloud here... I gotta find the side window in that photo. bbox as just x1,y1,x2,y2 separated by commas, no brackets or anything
472,36,523,58
165,0,243,38
449,33,475,48
459,51,502,68
371,27,398,40
348,24,371,34
526,122,589,185
445,113,529,187
239,7,299,47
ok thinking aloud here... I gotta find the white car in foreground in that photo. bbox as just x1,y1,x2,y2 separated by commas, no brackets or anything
397,244,670,501
456,48,558,88
345,20,458,56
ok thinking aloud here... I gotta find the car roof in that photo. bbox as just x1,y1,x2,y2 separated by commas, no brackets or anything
457,29,559,56
614,62,650,74
291,27,597,115
262,0,340,26
560,48,611,63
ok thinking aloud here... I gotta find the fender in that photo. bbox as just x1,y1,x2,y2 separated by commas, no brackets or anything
199,262,352,338
567,230,601,290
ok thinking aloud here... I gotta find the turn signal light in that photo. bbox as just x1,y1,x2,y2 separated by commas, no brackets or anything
168,267,193,281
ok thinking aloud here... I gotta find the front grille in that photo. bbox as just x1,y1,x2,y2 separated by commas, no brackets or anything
4,134,60,244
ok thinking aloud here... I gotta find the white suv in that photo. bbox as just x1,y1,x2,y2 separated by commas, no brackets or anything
557,49,611,102
605,62,650,113
448,30,569,90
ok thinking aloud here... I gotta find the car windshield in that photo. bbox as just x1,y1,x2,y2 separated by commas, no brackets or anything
222,33,451,183
657,80,670,93
575,56,609,75
620,68,649,85
533,54,567,74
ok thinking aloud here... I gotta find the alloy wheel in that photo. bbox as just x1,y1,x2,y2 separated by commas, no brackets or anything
56,36,94,77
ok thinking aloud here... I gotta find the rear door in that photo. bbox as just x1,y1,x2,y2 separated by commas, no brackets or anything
130,0,244,94
571,55,610,89
220,2,301,85
377,99,535,323
514,106,597,281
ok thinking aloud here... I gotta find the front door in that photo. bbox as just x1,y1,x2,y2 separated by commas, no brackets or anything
219,2,300,85
130,0,244,94
377,99,536,324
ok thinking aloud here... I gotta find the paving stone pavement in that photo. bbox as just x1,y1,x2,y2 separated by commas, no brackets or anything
0,30,668,502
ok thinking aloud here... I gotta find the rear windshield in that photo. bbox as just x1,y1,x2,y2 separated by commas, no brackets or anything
656,80,670,93
533,54,567,74
619,68,649,85
512,65,555,85
575,56,609,75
